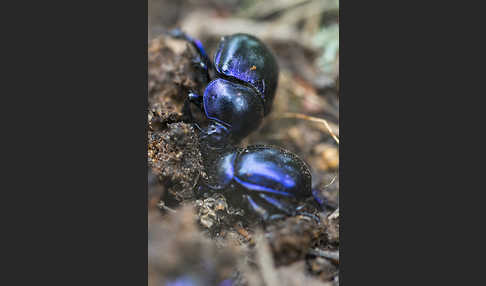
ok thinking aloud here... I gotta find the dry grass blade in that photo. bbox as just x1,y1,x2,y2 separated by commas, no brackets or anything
255,233,279,286
325,175,338,188
280,112,340,144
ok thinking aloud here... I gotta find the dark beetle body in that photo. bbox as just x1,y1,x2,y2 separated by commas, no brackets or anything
170,31,279,145
203,78,264,143
165,276,232,286
211,145,312,219
213,34,279,115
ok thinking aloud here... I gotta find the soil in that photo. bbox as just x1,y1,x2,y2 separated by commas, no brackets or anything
148,1,339,285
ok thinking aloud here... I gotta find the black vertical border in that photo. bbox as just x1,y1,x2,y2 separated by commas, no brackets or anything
6,0,470,284
3,0,148,284
340,0,466,285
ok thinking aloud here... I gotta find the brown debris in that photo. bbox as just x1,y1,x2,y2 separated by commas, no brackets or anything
308,256,338,282
195,193,229,229
265,216,327,266
148,34,207,206
148,35,203,108
324,208,339,244
148,121,205,204
312,144,339,172
148,206,238,286
277,261,334,286
148,168,165,210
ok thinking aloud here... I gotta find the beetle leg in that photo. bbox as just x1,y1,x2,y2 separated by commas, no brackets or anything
183,91,205,127
267,214,287,221
188,91,203,108
257,193,295,216
194,180,225,199
311,188,338,212
201,181,224,191
167,28,212,83
182,98,194,122
296,211,321,223
253,194,322,223
200,121,231,150
247,193,316,223
293,205,321,222
244,195,269,220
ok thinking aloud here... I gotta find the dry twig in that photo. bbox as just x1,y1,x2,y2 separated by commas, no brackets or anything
279,112,339,144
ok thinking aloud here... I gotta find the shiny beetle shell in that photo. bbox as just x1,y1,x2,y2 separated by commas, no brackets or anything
214,34,279,115
212,145,312,216
203,78,264,142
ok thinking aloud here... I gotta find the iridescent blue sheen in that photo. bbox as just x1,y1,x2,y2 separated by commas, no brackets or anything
234,147,310,198
170,30,279,145
165,276,233,286
219,279,234,286
203,78,264,142
233,177,293,197
191,38,208,61
245,194,268,217
167,28,210,69
211,145,312,217
214,151,237,187
214,34,279,115
165,276,199,286
257,193,294,214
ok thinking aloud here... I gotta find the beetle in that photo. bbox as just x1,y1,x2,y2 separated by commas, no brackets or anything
201,145,315,220
165,276,232,286
168,29,279,147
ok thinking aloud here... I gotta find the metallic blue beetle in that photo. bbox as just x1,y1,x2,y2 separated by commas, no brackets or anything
165,276,232,286
205,145,313,220
169,30,279,147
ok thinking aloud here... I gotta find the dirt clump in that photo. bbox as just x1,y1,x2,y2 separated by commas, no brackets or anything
147,32,339,285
